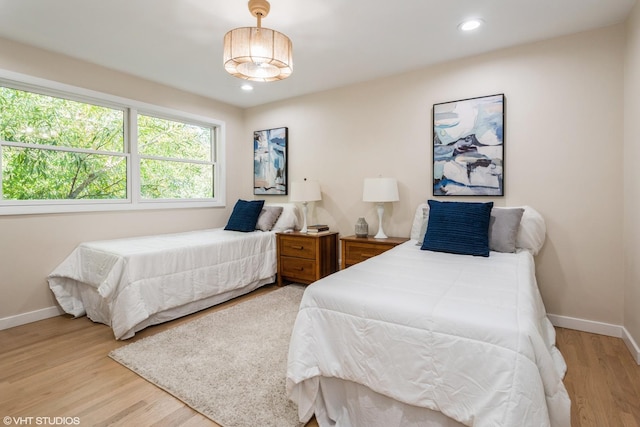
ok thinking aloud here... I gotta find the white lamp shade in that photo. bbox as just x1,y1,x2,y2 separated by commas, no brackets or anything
290,180,322,202
362,178,399,202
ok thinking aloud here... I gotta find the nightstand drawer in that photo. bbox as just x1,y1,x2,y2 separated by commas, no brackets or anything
344,242,388,265
279,235,317,259
279,256,317,283
340,235,410,269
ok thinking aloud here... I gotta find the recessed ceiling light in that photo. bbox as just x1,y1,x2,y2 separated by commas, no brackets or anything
241,84,254,91
459,19,483,32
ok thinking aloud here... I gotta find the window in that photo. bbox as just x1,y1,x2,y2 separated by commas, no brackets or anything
0,87,127,201
137,114,215,200
0,72,224,214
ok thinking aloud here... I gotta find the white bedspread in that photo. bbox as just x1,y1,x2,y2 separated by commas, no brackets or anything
49,229,276,339
287,241,570,427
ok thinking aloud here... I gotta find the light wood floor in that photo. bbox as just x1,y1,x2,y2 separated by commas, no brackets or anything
1,285,638,427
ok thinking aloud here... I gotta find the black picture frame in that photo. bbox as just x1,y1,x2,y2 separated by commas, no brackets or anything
433,94,505,196
253,127,288,195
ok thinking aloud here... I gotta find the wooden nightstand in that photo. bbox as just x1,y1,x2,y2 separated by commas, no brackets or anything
276,231,339,286
340,235,410,269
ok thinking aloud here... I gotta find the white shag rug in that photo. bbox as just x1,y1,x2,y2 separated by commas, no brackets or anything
109,285,305,427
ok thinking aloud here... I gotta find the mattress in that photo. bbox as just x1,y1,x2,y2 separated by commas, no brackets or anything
48,228,277,339
286,241,570,427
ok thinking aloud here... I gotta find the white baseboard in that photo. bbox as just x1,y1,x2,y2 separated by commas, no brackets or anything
547,314,623,337
0,305,64,331
622,327,640,365
548,313,640,365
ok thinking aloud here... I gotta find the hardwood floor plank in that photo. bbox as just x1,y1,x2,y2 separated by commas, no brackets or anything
90,400,148,427
147,406,212,427
621,412,640,427
1,291,638,427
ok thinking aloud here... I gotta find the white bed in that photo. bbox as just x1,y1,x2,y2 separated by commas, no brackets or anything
287,203,571,427
49,203,298,339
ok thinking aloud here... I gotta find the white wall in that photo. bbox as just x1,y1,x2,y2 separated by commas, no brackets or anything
246,25,627,329
624,3,640,358
0,38,247,324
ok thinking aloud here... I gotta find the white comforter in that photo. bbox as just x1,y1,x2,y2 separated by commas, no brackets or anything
287,241,570,427
49,229,276,339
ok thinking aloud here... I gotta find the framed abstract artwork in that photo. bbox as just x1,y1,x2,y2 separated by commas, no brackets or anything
433,94,505,196
253,127,288,195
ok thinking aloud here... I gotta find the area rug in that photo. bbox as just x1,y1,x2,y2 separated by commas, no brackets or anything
109,285,305,427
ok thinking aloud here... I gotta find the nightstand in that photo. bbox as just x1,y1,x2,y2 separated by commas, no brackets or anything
276,231,339,286
340,235,410,269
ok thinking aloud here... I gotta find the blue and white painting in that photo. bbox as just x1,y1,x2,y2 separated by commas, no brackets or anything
254,127,288,195
433,94,504,196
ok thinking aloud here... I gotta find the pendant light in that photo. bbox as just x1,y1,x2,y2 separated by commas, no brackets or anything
223,0,293,82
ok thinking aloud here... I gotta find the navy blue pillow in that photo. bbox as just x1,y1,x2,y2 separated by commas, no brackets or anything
224,199,265,232
421,200,494,257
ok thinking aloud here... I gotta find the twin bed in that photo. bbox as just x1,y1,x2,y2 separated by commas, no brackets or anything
48,202,299,340
286,202,571,427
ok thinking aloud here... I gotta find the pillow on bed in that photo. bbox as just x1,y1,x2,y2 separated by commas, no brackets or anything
421,206,524,251
489,207,524,253
421,200,493,257
411,202,547,254
270,203,300,232
255,206,284,231
413,206,430,246
516,206,546,255
410,203,430,241
224,199,265,232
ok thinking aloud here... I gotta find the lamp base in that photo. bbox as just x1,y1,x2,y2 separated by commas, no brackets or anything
373,229,388,239
374,202,388,239
300,201,309,233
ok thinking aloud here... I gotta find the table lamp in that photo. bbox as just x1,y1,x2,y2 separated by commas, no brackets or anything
362,177,399,239
290,178,322,233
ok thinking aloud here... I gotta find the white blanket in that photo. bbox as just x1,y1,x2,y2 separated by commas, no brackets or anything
49,229,276,339
287,242,570,427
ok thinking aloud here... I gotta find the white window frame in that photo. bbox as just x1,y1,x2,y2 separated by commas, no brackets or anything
0,69,226,215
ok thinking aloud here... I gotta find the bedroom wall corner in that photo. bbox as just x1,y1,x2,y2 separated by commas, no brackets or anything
623,1,640,361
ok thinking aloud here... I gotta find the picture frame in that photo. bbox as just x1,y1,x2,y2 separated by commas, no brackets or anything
432,94,505,196
253,127,288,195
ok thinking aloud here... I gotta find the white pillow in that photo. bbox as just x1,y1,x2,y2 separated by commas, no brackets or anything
268,203,300,232
410,203,430,241
515,206,546,255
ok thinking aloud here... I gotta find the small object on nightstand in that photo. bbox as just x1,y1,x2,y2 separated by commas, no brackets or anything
355,217,368,237
307,224,330,234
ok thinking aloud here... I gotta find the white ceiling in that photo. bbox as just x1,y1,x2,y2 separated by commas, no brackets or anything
0,0,635,108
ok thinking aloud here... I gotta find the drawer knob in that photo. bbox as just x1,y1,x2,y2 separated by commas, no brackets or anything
292,245,304,250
